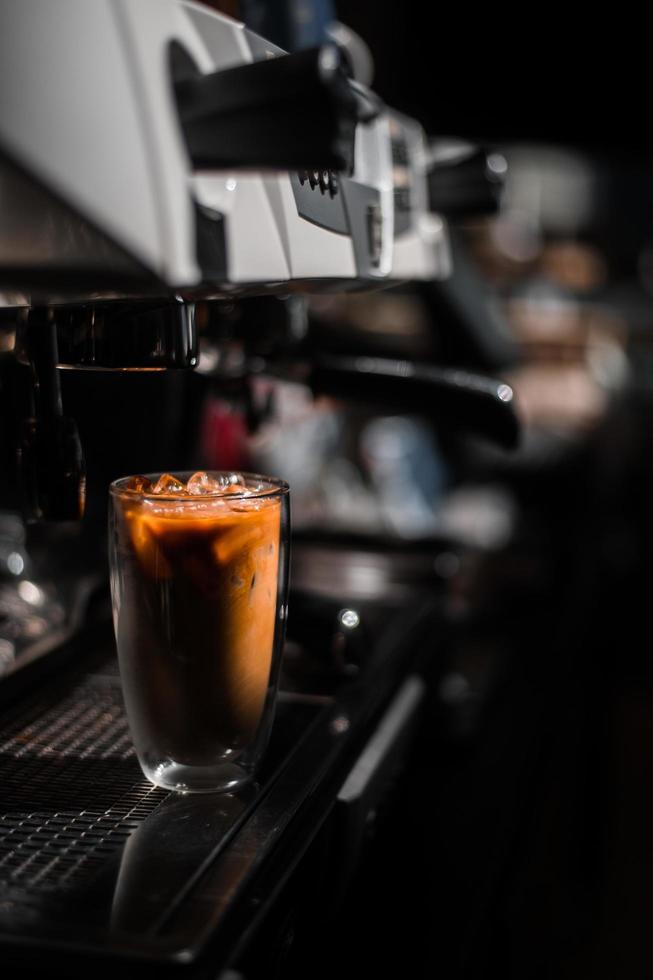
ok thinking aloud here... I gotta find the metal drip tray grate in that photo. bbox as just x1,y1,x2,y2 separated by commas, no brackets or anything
0,683,132,761
0,631,334,972
0,664,168,895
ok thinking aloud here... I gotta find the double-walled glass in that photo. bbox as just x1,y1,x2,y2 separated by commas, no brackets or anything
109,472,289,793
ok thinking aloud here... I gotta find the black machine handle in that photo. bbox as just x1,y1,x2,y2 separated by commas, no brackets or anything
174,44,382,172
427,144,505,219
305,354,519,449
202,298,520,449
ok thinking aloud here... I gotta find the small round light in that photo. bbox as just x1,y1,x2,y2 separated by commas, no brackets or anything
17,580,44,606
330,715,350,735
487,152,508,176
7,551,24,575
498,383,513,403
339,608,360,629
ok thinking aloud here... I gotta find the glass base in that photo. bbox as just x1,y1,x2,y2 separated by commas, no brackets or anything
143,759,252,794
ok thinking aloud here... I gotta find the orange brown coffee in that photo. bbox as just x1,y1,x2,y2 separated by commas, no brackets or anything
112,473,281,770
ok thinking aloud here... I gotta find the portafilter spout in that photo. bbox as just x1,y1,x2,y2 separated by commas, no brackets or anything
13,298,198,520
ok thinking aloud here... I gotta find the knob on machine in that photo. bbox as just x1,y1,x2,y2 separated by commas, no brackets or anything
173,42,381,172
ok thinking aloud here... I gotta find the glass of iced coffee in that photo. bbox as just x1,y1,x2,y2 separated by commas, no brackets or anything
109,471,289,793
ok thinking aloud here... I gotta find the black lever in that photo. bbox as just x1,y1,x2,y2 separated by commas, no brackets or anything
427,143,505,219
174,44,381,172
201,298,520,448
304,355,519,449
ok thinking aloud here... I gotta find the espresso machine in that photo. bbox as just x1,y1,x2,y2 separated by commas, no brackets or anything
0,2,519,976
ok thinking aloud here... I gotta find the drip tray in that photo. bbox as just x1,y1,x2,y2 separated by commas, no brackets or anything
0,649,325,972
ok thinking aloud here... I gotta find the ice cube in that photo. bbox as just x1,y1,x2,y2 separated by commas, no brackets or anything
186,471,249,495
152,473,186,495
127,475,153,493
221,473,250,494
186,471,221,495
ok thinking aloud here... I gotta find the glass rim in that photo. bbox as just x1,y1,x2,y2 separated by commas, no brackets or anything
109,470,289,501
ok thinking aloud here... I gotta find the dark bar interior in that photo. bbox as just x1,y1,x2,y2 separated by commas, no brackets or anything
0,3,650,978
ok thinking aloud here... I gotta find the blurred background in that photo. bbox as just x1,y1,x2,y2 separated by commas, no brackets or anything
229,9,653,977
